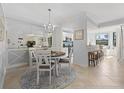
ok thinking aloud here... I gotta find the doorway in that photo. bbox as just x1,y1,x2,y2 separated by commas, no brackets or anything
62,31,73,63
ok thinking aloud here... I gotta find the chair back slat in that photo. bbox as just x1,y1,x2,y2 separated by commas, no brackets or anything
29,49,37,62
35,49,51,65
31,50,39,64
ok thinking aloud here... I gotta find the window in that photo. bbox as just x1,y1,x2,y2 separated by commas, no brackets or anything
63,32,73,47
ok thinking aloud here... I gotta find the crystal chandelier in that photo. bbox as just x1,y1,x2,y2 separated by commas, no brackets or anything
44,9,54,33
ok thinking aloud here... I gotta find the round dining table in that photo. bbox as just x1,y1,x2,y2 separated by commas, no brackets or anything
51,51,65,57
29,48,66,76
51,51,66,76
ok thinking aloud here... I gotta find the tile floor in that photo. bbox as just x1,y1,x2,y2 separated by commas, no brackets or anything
3,56,124,89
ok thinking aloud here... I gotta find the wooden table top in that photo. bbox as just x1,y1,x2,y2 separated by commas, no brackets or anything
51,51,65,57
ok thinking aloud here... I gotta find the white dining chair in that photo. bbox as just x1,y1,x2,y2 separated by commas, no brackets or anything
35,50,56,85
59,48,73,73
29,48,36,67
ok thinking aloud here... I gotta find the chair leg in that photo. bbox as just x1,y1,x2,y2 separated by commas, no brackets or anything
93,60,95,67
69,63,71,73
58,64,61,73
88,60,90,66
49,71,51,85
99,57,101,62
37,70,39,85
53,68,55,84
55,60,59,76
55,64,57,76
96,60,98,65
52,67,56,76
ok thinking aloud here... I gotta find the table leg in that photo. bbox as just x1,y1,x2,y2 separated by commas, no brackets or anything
55,58,59,76
29,59,32,70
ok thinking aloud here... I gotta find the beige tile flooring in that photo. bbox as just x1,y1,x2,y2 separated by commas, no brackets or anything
3,56,124,89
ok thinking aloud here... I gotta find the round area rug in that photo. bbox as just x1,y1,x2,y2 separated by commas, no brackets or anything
20,66,76,89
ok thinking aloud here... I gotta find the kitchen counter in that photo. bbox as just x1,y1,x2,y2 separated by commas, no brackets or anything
8,48,29,68
8,48,29,51
8,47,50,68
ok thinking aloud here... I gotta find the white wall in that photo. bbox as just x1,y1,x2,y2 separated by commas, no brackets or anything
0,4,7,88
117,26,124,62
112,26,124,62
73,40,88,66
87,32,96,45
0,31,7,88
73,13,88,67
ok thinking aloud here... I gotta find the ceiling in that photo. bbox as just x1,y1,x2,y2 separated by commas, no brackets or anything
2,3,124,30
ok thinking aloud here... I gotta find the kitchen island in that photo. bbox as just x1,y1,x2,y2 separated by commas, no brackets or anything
8,48,29,69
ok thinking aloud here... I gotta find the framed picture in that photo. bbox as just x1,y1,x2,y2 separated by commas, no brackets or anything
74,30,84,40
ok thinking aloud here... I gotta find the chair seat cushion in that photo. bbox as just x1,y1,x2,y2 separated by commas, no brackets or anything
59,58,69,63
39,63,55,69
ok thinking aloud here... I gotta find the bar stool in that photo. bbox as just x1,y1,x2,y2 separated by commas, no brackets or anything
100,50,104,60
97,50,101,63
94,51,99,65
88,52,96,67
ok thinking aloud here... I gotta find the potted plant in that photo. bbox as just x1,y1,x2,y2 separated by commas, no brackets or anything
26,41,36,47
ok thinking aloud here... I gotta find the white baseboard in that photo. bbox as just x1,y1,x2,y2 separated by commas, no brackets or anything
7,63,28,69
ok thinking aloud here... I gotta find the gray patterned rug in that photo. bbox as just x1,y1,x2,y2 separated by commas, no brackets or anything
20,66,76,89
